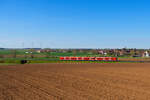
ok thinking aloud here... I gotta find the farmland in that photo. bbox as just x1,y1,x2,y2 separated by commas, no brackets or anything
0,49,150,65
0,63,150,100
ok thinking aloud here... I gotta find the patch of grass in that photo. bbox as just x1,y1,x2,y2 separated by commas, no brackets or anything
29,60,119,64
0,63,18,65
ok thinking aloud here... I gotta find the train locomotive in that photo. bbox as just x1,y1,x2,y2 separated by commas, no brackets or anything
60,57,118,61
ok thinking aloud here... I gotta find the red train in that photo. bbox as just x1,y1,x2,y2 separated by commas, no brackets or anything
60,57,118,61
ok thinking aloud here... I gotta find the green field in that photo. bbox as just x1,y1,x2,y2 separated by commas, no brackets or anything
0,49,146,58
0,49,149,64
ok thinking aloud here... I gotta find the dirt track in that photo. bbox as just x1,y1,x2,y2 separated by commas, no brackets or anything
0,63,150,100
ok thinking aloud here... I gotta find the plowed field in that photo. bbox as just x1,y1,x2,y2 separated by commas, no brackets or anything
0,63,150,100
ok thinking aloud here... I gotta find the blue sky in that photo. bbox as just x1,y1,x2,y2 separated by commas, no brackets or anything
0,0,150,48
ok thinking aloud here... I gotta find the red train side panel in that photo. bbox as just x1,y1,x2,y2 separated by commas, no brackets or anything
60,57,64,60
60,57,118,61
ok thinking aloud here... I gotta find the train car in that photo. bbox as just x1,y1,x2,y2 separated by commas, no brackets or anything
60,57,118,61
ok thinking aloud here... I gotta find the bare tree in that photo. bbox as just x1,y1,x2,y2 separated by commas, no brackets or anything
12,49,17,58
30,49,34,58
73,49,77,56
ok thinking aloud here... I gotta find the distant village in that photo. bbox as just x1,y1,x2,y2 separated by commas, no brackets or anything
35,48,150,57
0,48,150,57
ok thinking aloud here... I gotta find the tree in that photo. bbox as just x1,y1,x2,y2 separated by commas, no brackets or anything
12,50,17,58
45,49,51,58
30,49,34,58
91,49,98,55
73,49,77,56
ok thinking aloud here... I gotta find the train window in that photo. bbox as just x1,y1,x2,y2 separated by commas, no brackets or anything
90,57,95,60
97,58,103,60
66,57,70,60
71,57,77,60
84,57,90,60
78,57,82,60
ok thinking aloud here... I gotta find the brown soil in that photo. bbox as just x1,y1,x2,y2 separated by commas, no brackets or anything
0,63,150,100
119,58,150,61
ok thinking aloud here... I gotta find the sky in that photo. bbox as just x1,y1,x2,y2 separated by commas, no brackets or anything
0,0,150,48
